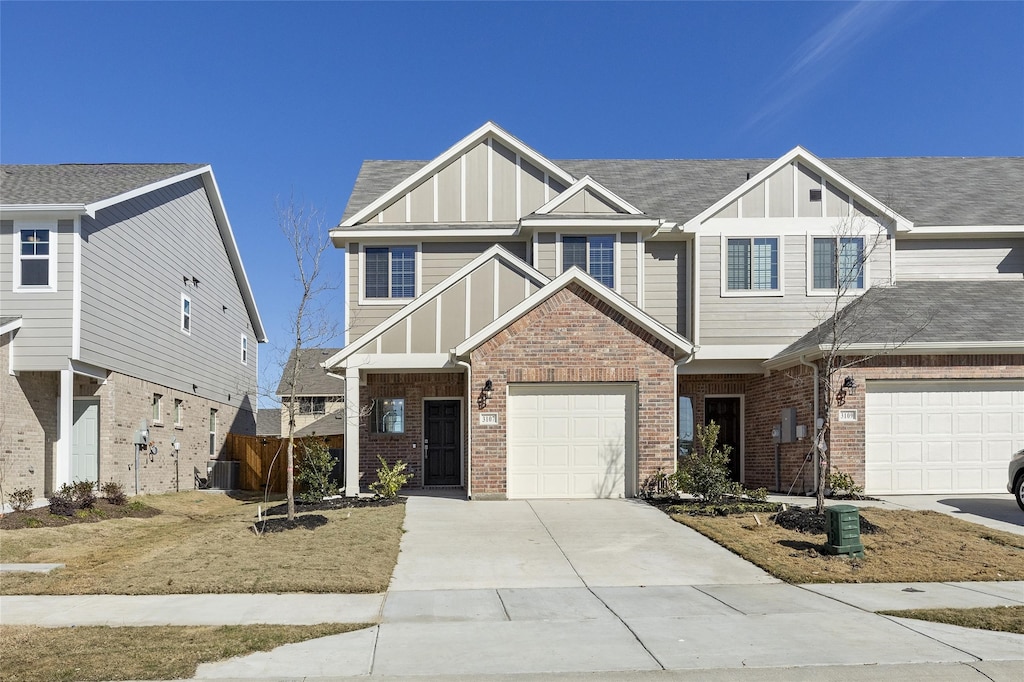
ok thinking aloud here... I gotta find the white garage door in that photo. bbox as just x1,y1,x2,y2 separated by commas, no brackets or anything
865,381,1024,494
507,383,635,499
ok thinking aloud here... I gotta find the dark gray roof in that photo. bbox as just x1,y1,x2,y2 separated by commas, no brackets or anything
1,164,206,205
1,316,21,326
275,347,346,396
340,157,1024,227
294,410,346,438
775,280,1024,359
256,408,281,436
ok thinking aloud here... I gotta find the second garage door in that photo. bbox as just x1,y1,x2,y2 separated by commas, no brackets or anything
507,383,635,499
865,380,1024,494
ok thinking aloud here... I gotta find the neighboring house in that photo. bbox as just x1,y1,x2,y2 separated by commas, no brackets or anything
324,122,1024,499
276,347,346,437
1,164,266,497
256,408,282,437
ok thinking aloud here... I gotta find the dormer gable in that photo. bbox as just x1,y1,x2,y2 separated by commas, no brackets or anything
533,175,644,217
340,122,576,228
684,146,913,232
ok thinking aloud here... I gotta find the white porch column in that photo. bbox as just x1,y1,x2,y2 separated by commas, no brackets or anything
344,366,361,497
55,368,73,489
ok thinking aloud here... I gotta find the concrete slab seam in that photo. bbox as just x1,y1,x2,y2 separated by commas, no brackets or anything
878,614,983,663
367,624,382,676
524,500,666,671
964,659,1006,682
947,582,1024,605
494,589,512,621
690,585,748,615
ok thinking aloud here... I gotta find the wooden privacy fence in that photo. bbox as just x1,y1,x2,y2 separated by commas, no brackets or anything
225,433,344,493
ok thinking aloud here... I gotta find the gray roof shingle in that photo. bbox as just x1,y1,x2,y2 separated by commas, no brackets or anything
775,280,1024,360
275,348,346,396
294,410,346,438
256,408,281,436
1,164,206,205
340,157,1024,227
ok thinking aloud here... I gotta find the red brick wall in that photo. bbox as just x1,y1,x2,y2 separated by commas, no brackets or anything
469,284,677,497
359,372,465,490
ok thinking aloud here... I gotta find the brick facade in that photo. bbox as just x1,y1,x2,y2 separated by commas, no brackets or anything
358,372,465,491
469,284,677,497
1,333,254,500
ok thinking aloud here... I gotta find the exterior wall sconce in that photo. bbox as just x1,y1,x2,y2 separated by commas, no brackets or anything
842,376,857,395
478,379,494,409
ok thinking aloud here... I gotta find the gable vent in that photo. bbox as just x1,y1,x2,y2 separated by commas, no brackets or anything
809,189,822,202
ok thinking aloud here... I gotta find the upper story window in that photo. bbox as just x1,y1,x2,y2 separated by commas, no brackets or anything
181,294,192,334
562,235,614,288
240,334,248,365
812,236,865,291
15,225,56,290
298,396,326,415
365,246,416,300
726,237,779,293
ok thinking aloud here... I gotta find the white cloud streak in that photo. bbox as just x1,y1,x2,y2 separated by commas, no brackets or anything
742,2,905,133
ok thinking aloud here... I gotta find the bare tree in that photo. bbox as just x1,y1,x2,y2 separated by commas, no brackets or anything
807,204,932,514
277,197,338,520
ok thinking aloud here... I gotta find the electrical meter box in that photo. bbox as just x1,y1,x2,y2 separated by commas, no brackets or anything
779,408,797,443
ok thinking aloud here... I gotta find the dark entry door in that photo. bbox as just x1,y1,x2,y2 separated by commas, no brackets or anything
425,400,461,485
705,397,742,482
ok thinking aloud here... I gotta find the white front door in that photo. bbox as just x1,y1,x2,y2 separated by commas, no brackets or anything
507,383,635,499
72,399,100,482
865,380,1024,494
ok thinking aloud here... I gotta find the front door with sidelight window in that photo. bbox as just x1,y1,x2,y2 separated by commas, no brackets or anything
424,400,461,486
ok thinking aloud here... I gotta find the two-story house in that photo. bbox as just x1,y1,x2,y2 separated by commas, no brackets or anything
324,122,1023,499
1,164,266,499
276,347,346,438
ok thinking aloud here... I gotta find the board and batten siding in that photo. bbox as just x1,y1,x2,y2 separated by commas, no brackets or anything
643,240,687,336
896,238,1024,280
345,243,403,343
698,232,892,346
0,218,75,370
78,177,256,411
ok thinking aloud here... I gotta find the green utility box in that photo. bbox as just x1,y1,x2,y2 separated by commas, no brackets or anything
823,504,865,558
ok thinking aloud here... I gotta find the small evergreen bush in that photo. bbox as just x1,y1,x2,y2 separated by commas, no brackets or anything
8,487,34,512
101,480,128,506
48,480,97,516
826,469,864,498
296,439,340,503
369,456,413,499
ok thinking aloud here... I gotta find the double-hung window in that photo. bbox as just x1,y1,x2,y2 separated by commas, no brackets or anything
562,235,615,288
16,226,54,289
726,237,779,292
812,236,865,290
364,246,416,300
298,396,326,415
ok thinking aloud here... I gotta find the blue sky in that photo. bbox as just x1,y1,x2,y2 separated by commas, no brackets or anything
3,1,1022,400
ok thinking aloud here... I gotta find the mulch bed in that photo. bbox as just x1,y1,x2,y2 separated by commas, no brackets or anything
0,500,161,530
773,506,881,535
254,496,406,534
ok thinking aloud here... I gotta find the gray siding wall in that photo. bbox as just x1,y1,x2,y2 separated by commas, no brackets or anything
896,238,1024,280
78,177,257,412
643,240,687,336
620,233,638,304
346,243,402,343
0,218,75,370
698,232,892,346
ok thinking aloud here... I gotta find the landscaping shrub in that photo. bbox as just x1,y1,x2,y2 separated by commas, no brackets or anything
638,469,675,499
670,422,748,503
8,487,34,512
71,480,97,509
48,480,97,516
296,438,340,503
101,480,128,506
369,456,412,499
826,469,865,498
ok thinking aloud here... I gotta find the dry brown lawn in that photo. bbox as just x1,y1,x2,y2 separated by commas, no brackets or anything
0,491,405,594
672,508,1024,583
880,606,1024,634
0,623,365,682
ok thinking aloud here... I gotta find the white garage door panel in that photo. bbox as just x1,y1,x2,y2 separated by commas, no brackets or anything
865,381,1024,494
508,384,633,499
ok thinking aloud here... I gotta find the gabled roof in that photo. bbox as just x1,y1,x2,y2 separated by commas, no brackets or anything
1,163,267,343
323,245,548,368
341,156,1024,228
338,121,577,228
295,410,346,438
766,280,1024,368
1,164,206,206
683,146,912,231
532,175,644,216
453,267,693,360
276,347,346,396
256,408,281,436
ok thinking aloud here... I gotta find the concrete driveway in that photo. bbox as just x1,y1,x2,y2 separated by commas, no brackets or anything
388,496,777,590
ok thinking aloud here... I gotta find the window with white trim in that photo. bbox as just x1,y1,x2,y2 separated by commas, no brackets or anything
298,396,326,415
371,398,405,434
181,294,192,334
152,394,163,424
209,409,217,458
562,235,614,287
15,226,55,289
364,246,415,299
173,399,183,427
240,334,248,365
727,237,779,291
812,236,865,290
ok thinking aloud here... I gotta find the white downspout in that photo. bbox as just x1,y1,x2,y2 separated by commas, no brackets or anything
454,356,473,499
799,355,820,493
672,349,697,474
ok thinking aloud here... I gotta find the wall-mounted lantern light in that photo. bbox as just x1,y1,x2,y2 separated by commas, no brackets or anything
478,379,494,409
